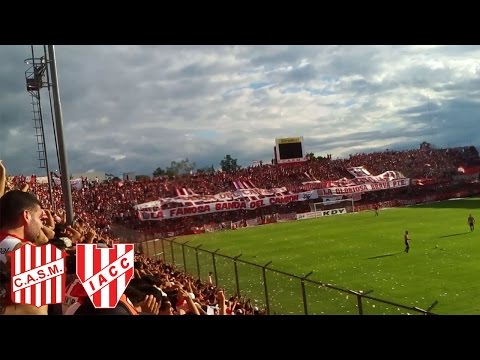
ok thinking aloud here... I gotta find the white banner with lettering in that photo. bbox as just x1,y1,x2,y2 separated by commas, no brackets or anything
136,191,318,221
302,169,408,190
316,178,410,196
138,187,295,207
346,166,372,178
52,177,83,190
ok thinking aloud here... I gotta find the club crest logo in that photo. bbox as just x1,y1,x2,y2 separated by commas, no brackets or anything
9,243,67,307
76,244,134,308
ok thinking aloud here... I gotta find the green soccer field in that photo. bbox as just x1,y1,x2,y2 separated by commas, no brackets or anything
169,197,480,315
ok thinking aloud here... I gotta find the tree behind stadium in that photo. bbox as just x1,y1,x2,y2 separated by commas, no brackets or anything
220,155,241,172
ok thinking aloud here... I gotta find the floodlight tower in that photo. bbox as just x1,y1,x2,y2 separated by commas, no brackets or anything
24,45,55,209
24,45,74,225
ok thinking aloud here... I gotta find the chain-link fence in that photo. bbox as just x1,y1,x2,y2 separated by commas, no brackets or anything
137,237,437,315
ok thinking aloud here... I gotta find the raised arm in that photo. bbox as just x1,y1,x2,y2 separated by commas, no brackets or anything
179,288,200,315
217,290,226,315
0,160,6,198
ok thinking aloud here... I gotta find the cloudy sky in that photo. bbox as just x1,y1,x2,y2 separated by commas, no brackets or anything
1,45,480,176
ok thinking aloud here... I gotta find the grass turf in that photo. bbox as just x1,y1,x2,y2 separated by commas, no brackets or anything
150,197,480,314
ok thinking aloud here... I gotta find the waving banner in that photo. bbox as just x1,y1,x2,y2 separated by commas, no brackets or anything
136,191,318,221
135,167,410,221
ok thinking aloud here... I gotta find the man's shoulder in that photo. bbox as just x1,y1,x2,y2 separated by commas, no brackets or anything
0,236,23,257
0,234,27,246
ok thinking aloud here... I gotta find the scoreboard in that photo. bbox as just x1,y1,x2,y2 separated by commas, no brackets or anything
274,136,306,164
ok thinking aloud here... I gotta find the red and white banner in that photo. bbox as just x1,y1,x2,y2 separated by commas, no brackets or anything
9,243,67,307
76,244,134,309
347,166,372,178
52,177,83,190
303,169,408,189
137,191,318,221
316,178,410,196
147,186,293,208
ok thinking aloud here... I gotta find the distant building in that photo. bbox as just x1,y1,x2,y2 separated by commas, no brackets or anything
123,172,136,181
71,171,106,181
135,175,151,182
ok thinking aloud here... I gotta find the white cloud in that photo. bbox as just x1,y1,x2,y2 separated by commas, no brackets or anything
1,45,480,176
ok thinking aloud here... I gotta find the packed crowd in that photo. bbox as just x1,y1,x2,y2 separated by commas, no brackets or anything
0,144,477,315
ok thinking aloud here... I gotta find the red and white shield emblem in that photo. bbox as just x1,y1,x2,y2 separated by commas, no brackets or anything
76,244,134,308
8,243,67,307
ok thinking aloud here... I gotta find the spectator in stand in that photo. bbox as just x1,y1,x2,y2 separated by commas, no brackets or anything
0,190,46,315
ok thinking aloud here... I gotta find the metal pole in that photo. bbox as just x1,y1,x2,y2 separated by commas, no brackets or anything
356,294,363,315
426,300,439,315
301,281,308,315
35,90,54,209
153,239,158,261
350,289,372,315
181,241,189,272
43,44,60,211
43,45,60,172
170,240,175,265
195,244,202,280
47,45,74,225
301,271,313,315
161,238,166,262
29,46,55,211
144,240,150,258
262,261,272,315
212,249,220,286
233,254,242,297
